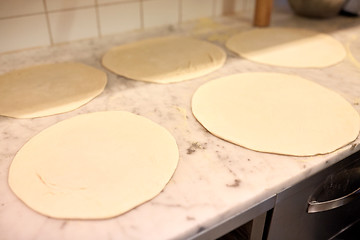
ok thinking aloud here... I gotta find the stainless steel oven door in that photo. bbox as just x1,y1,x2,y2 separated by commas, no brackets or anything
267,151,360,240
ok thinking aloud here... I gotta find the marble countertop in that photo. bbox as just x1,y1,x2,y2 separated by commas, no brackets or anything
1,10,360,240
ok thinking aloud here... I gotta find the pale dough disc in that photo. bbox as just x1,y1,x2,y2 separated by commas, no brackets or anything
192,73,360,156
102,36,226,83
8,111,179,219
226,28,346,68
0,62,107,118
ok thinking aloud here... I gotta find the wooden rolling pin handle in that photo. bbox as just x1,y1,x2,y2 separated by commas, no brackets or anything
254,0,274,27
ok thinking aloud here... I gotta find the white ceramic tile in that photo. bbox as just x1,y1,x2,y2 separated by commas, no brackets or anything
0,0,44,18
181,0,213,22
235,0,254,11
248,0,256,10
97,0,138,5
215,0,245,15
143,0,179,28
98,2,141,35
45,0,95,11
214,0,223,16
234,0,244,11
48,8,98,43
0,14,50,53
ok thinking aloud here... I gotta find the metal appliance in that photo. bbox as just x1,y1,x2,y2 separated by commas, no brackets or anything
266,150,360,239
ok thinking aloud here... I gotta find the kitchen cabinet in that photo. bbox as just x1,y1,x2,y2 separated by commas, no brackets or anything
191,195,275,239
267,151,360,240
218,151,360,240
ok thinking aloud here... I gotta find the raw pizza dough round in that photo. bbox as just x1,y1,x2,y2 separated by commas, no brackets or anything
8,111,179,219
192,73,360,156
0,62,107,118
102,36,226,83
226,28,346,68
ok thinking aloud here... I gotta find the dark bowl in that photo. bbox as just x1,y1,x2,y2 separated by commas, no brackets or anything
288,0,345,18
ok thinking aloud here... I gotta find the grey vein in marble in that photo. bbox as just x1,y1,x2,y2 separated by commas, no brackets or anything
1,10,360,240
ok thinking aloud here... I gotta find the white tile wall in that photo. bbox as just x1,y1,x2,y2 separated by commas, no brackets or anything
45,0,95,11
99,1,141,36
0,0,252,54
0,0,44,18
48,8,99,43
214,0,224,16
181,0,213,21
214,0,255,15
235,0,245,11
235,0,255,11
0,14,50,53
97,0,137,4
143,0,180,28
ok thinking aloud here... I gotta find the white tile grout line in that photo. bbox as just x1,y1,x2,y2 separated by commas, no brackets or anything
0,2,136,21
0,0,249,22
94,0,102,38
0,0,145,41
140,0,145,30
42,0,54,45
212,0,216,17
0,12,44,20
0,6,94,21
1,0,245,50
0,0,224,26
178,0,182,24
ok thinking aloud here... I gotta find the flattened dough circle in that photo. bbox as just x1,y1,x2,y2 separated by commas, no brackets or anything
0,62,107,118
102,36,226,83
192,73,360,156
226,28,346,68
8,111,179,219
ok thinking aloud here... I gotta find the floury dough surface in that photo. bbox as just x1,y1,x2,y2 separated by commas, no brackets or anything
8,111,179,219
192,73,360,156
0,62,107,118
102,36,226,83
226,28,346,68
2,12,360,240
